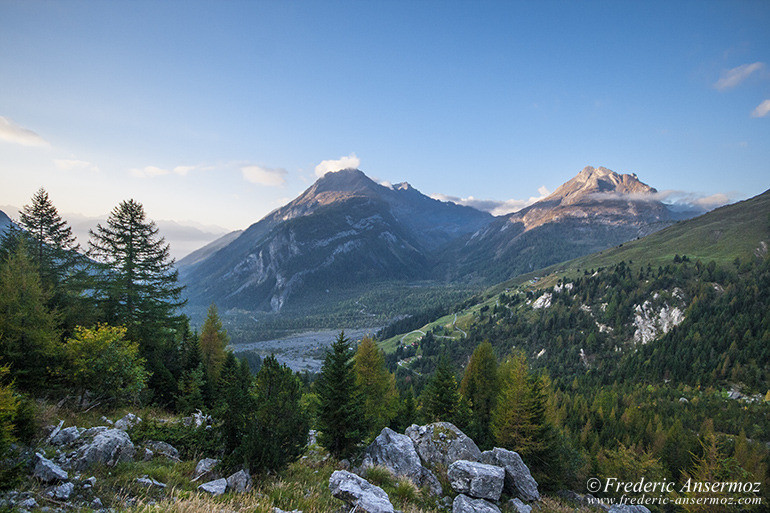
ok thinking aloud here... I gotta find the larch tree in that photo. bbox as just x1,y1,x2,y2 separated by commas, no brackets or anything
315,331,365,458
199,303,229,384
354,336,397,438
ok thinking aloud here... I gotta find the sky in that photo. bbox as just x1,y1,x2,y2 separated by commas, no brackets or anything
1,0,769,254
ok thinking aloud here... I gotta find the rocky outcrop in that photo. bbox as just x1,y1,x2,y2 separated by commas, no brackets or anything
508,498,532,513
405,422,482,467
480,448,540,502
452,494,501,513
68,429,135,470
193,457,219,481
448,460,504,501
50,426,80,446
34,453,68,483
144,440,180,461
114,413,142,430
632,299,684,345
329,470,395,513
361,427,442,495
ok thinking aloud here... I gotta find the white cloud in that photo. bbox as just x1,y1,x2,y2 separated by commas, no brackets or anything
590,189,731,211
714,62,765,91
314,153,360,178
751,99,770,118
431,186,551,216
0,116,50,147
130,165,204,178
241,165,288,186
54,159,99,173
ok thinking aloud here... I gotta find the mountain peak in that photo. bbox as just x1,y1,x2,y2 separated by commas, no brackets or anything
548,165,655,205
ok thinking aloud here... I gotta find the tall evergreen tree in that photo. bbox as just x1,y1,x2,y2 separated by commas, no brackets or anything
460,341,499,449
251,355,308,471
491,352,540,456
218,352,255,465
316,331,365,458
199,303,229,384
0,244,60,392
354,336,397,438
88,199,185,402
421,355,461,423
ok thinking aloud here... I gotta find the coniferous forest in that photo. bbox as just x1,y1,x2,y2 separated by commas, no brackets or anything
0,188,769,513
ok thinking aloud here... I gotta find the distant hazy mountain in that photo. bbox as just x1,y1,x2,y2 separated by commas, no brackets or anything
179,169,492,311
444,166,679,283
0,209,13,236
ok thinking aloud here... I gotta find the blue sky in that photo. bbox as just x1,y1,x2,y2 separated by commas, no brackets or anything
1,0,768,235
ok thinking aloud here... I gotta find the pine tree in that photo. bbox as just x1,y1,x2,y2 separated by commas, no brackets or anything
354,336,397,438
199,303,229,384
251,355,308,471
88,199,185,401
316,331,364,458
0,243,60,392
460,341,498,448
421,356,461,423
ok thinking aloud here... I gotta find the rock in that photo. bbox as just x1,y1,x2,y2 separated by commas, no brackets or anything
34,453,69,482
198,477,227,495
405,422,482,467
17,497,38,509
92,498,103,508
46,420,64,442
329,470,394,513
68,429,135,470
136,476,167,488
142,448,154,461
339,458,351,470
307,429,318,446
362,427,443,495
452,494,501,513
508,498,532,513
226,469,252,493
114,413,141,430
145,440,180,460
50,482,75,500
81,426,108,438
609,506,651,513
480,448,540,502
273,508,303,513
193,458,219,481
50,426,80,446
447,460,504,501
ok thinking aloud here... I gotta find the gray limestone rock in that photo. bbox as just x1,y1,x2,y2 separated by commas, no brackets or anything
452,494,501,513
198,477,227,496
447,460,504,501
226,469,253,493
34,453,69,483
405,422,482,467
362,427,442,495
114,413,141,430
508,498,532,513
329,470,394,513
50,482,75,500
480,448,540,502
68,429,135,470
193,457,219,481
50,426,81,446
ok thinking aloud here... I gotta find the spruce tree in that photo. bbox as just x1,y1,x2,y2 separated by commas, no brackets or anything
251,355,308,471
421,355,461,423
88,199,185,402
218,352,255,464
460,341,499,448
316,331,364,458
354,336,397,438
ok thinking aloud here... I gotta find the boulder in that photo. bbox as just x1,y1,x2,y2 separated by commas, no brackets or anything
508,498,532,513
145,440,180,460
193,457,219,481
480,448,540,502
50,482,75,500
273,508,303,513
447,460,504,501
34,453,68,483
50,426,81,446
362,427,442,495
452,494,501,513
68,429,135,470
329,470,395,513
226,469,253,493
405,422,482,467
198,477,227,496
17,497,38,510
114,413,142,430
136,476,167,488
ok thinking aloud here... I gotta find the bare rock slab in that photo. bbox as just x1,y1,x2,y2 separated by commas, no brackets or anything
69,428,135,470
448,460,504,501
34,453,68,483
452,494,502,513
198,477,227,496
480,448,540,502
362,427,442,495
405,422,482,467
226,469,253,493
329,470,394,513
